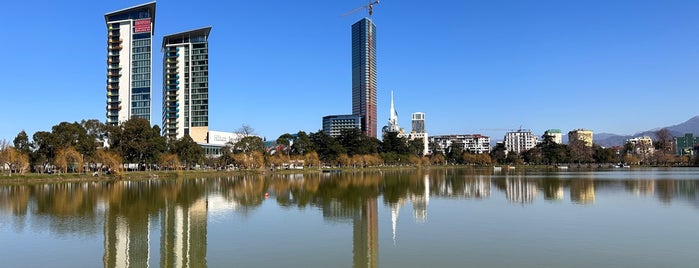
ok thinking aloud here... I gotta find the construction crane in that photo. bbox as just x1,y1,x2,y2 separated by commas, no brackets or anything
340,0,380,17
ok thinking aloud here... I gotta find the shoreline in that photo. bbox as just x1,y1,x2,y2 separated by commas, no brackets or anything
0,164,693,184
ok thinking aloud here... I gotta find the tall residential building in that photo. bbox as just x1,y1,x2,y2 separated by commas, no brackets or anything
162,27,211,143
568,129,594,147
407,112,428,156
352,18,377,138
323,114,361,137
504,129,538,154
412,112,425,133
104,2,156,126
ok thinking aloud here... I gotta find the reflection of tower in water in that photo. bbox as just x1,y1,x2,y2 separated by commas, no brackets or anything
353,198,378,268
103,181,209,268
570,179,595,204
160,198,208,268
390,198,405,245
103,207,151,268
411,174,430,223
505,176,538,204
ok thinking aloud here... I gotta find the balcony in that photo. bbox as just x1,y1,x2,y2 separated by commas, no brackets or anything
109,45,122,51
108,38,122,44
108,65,121,70
107,85,119,90
106,105,121,111
108,72,120,78
108,58,120,64
166,64,178,70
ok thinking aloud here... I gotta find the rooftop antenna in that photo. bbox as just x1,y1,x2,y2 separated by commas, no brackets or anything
340,0,380,17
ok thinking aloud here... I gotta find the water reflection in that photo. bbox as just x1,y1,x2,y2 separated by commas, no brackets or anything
2,168,699,267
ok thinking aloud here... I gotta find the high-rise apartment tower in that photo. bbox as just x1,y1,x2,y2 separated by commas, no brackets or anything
351,18,377,138
412,112,425,133
104,2,156,126
161,27,211,143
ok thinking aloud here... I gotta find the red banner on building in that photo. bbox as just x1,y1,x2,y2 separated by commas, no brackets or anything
134,19,151,33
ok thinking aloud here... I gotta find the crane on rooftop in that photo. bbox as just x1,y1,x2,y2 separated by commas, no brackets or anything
341,0,380,17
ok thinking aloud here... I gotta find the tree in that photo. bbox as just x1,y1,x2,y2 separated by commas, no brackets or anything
654,128,674,152
158,153,181,171
446,141,464,164
81,119,108,141
276,133,295,156
407,138,425,157
380,132,409,155
54,146,83,173
109,117,166,168
171,135,204,169
1,142,29,176
569,139,593,164
234,136,265,154
291,131,312,155
13,130,32,155
309,130,345,164
593,146,615,164
96,149,122,174
51,122,94,158
235,124,256,137
490,143,507,164
337,128,379,156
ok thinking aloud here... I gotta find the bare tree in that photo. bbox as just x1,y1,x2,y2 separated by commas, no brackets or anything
235,124,256,137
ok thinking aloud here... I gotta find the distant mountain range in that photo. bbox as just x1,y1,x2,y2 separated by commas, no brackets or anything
594,116,699,147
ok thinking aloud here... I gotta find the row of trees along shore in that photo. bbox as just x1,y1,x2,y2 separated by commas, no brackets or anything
1,118,697,176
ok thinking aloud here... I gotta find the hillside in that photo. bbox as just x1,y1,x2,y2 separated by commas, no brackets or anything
595,116,699,147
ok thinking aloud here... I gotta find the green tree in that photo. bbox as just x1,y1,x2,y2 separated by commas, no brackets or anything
380,132,409,155
446,142,464,164
291,131,312,155
13,130,32,155
593,146,615,164
276,133,295,156
109,117,166,167
407,138,425,157
171,135,204,169
309,130,345,164
490,143,507,164
337,128,379,156
234,136,265,154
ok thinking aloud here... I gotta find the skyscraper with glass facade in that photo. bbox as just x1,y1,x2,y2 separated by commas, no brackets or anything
352,18,377,138
162,27,211,143
104,2,156,126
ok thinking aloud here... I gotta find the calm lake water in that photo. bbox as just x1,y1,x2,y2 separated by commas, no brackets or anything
1,168,699,268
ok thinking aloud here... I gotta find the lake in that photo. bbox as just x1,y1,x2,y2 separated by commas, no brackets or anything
1,167,698,268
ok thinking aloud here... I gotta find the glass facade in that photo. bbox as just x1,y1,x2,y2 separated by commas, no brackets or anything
351,18,377,138
323,114,361,138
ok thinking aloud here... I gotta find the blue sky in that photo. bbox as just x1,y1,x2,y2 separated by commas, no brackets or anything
1,0,698,143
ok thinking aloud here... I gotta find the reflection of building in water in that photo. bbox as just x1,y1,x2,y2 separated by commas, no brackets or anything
160,198,208,268
505,177,538,204
464,176,491,198
411,175,430,223
433,175,490,199
353,198,378,268
570,179,595,204
390,198,405,245
103,210,151,268
626,180,655,196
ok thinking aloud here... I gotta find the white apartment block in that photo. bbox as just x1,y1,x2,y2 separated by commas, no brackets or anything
430,134,491,154
504,129,538,154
